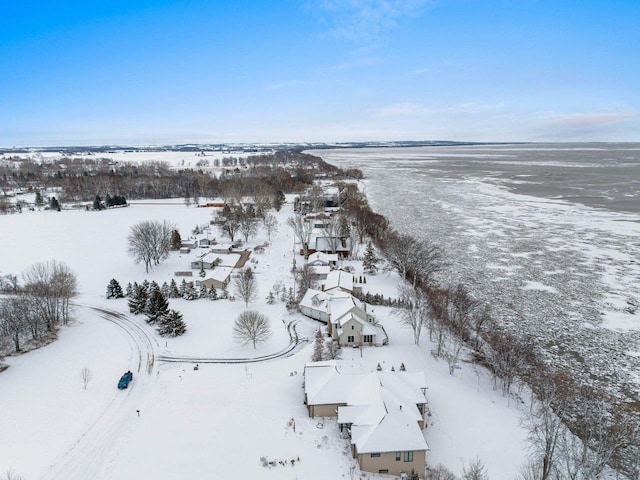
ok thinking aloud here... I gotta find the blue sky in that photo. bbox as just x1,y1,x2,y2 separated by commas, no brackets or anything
1,0,638,146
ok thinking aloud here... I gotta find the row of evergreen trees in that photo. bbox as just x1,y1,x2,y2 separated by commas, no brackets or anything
93,194,128,210
106,279,186,337
123,278,229,302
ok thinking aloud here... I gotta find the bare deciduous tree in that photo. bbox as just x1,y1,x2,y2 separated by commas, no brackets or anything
295,263,315,302
233,310,272,349
442,336,464,376
324,338,341,360
426,464,458,480
394,284,430,345
22,260,77,330
262,213,278,241
287,214,312,259
234,267,258,307
383,232,445,287
3,470,26,480
80,367,94,390
461,457,489,480
521,372,569,480
0,296,27,352
239,211,259,242
127,220,175,273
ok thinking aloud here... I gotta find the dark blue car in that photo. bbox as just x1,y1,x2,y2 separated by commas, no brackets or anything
117,371,133,389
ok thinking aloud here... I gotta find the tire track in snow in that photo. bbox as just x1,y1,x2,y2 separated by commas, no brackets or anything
40,306,159,480
158,321,308,364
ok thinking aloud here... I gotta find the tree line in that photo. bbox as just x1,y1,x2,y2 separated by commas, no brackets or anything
0,151,361,206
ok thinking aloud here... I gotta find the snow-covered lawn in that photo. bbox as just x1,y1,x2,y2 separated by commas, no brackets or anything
0,200,529,479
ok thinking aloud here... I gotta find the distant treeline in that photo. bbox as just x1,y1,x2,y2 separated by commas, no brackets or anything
0,150,362,204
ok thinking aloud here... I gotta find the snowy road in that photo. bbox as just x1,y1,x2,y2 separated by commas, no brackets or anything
37,306,306,479
40,306,160,480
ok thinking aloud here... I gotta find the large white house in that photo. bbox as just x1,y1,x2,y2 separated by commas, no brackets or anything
304,360,429,478
299,288,388,347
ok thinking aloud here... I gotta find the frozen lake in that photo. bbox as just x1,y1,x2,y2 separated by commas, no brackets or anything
311,144,640,403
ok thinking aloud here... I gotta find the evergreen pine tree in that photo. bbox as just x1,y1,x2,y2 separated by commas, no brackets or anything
161,281,171,299
182,282,197,300
146,287,169,324
169,279,180,298
209,287,218,301
363,241,378,274
157,309,187,337
179,279,188,297
128,284,148,314
171,229,182,250
266,291,276,305
93,195,103,210
312,328,324,362
125,282,134,297
141,279,150,295
106,279,124,299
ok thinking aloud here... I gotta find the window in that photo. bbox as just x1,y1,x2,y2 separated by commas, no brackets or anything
404,451,414,462
395,452,401,461
351,325,354,330
363,335,373,343
370,452,380,458
378,470,389,474
347,335,354,343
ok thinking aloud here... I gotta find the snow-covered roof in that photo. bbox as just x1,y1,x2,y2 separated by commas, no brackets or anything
193,251,241,268
202,266,233,283
308,251,338,265
314,236,351,253
304,361,429,454
351,409,428,454
323,270,353,293
309,265,330,276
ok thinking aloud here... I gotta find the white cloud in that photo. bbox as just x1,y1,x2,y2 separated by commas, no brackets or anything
370,101,503,118
370,102,428,117
312,0,430,43
542,110,636,129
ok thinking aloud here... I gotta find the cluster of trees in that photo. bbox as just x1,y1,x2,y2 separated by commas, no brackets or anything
215,204,262,242
127,220,175,273
123,280,186,337
92,194,127,210
0,261,77,354
212,203,279,246
518,367,640,480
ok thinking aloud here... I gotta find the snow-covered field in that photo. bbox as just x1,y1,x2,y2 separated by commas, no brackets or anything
1,149,266,173
0,198,531,479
